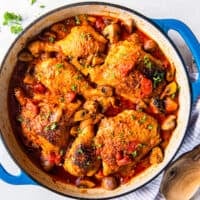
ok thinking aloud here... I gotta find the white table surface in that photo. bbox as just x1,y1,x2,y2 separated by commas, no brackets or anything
0,0,200,199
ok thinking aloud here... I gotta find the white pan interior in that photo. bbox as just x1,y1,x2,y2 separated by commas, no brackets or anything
0,3,191,199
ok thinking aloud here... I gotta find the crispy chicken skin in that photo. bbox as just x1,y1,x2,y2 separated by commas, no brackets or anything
64,125,100,177
89,34,166,102
34,58,92,97
34,57,115,110
28,24,107,60
15,89,69,159
95,110,161,175
56,25,107,58
92,34,142,83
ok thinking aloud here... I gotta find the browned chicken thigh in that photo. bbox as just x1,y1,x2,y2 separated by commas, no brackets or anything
28,24,107,66
64,125,100,177
15,89,69,169
95,110,161,175
90,34,166,102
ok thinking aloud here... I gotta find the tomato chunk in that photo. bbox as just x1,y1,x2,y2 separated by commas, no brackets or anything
118,62,133,77
127,141,139,153
95,17,106,31
65,92,76,103
117,155,132,166
140,75,152,97
33,83,46,93
48,152,61,165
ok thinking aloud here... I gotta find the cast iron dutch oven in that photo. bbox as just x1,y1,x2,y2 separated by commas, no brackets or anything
0,2,200,199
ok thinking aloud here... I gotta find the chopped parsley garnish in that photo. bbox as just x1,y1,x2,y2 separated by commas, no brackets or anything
147,124,153,130
86,161,91,166
143,55,153,69
3,11,23,34
30,0,36,5
3,12,22,25
96,143,102,148
97,156,101,160
131,114,136,120
45,122,58,131
131,150,138,158
77,127,83,134
111,72,116,79
74,16,81,25
75,74,83,80
55,63,64,75
77,148,84,154
80,32,91,40
10,25,23,34
71,84,77,91
60,96,65,102
50,122,58,130
49,36,55,43
40,5,45,8
152,71,165,88
137,143,143,148
59,149,65,156
171,93,176,99
17,116,23,122
139,115,147,124
56,63,64,69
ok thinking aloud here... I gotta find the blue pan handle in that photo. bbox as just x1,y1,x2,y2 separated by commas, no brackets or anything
0,163,36,185
152,19,200,102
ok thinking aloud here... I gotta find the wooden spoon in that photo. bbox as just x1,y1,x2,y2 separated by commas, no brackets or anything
160,145,200,200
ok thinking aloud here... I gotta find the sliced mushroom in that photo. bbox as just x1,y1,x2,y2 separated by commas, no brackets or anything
150,147,163,164
144,39,157,52
40,154,54,171
161,115,176,131
97,85,113,97
87,16,96,23
73,109,91,122
102,176,118,190
91,55,105,66
103,23,120,43
136,100,147,111
50,108,63,122
93,113,104,124
83,100,99,113
80,114,104,129
43,31,56,42
166,64,176,82
23,74,35,84
70,126,79,137
123,18,134,33
80,118,94,129
50,23,68,39
161,81,177,99
14,88,27,106
75,178,95,188
18,51,33,62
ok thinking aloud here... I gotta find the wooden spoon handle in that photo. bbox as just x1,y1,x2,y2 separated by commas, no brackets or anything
160,145,200,200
